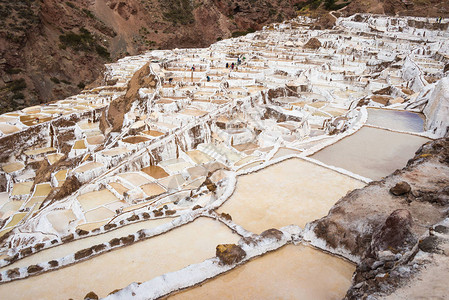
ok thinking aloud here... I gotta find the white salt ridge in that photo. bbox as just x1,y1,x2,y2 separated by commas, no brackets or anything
104,227,293,300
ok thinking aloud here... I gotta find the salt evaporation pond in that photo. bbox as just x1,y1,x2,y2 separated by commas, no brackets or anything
311,127,430,180
170,245,355,300
0,218,172,271
218,158,365,234
0,218,239,299
366,108,425,132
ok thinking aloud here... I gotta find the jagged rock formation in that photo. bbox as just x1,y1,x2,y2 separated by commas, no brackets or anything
305,137,449,298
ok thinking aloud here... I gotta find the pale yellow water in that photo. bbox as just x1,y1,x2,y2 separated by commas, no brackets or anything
272,147,302,160
118,172,152,187
1,218,173,272
24,147,56,156
141,183,166,197
186,150,214,164
78,189,119,211
32,183,51,197
0,124,20,135
108,182,129,196
218,158,365,234
0,218,239,299
311,127,430,180
74,162,104,173
84,207,115,223
11,182,33,196
46,153,64,165
2,162,24,173
170,245,355,300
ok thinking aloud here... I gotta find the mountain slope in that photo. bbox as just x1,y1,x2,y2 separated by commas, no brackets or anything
0,0,302,114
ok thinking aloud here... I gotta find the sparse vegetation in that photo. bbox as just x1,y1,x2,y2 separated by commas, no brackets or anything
4,67,22,75
50,77,60,84
12,92,24,100
82,8,95,19
77,82,86,89
9,79,27,92
294,0,350,12
160,0,194,25
232,28,256,38
59,27,110,60
65,2,76,9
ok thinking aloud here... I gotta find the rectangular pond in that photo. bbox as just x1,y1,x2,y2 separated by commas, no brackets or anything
169,244,355,300
218,158,365,234
0,218,239,299
311,127,430,180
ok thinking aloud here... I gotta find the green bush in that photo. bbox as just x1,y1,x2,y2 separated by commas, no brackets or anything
59,28,95,52
82,8,96,19
77,82,86,89
59,28,110,60
161,0,194,25
50,77,60,84
231,28,256,38
4,68,22,75
9,79,27,92
12,92,24,100
95,45,110,59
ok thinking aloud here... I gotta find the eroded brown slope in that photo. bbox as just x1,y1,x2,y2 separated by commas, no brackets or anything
0,0,301,114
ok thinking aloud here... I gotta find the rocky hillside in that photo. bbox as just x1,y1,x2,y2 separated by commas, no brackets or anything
0,0,302,114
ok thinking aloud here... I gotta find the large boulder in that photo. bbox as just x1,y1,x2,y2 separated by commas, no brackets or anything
84,291,99,300
389,181,411,196
303,38,321,49
216,244,246,265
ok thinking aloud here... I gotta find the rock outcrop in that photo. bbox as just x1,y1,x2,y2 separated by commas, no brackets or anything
303,38,322,50
306,138,449,298
216,244,246,265
423,77,449,137
389,181,411,196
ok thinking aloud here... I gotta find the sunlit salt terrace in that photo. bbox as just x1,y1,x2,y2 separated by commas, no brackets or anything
0,12,447,299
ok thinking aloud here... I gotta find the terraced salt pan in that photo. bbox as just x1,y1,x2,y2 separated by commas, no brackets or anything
311,127,430,180
0,124,20,135
366,108,425,132
1,218,174,272
1,162,25,173
170,245,355,300
11,181,33,196
0,218,239,299
218,158,365,234
186,150,214,164
85,207,115,223
74,162,104,173
141,183,166,197
47,209,76,233
46,153,64,165
77,189,119,211
118,172,152,186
